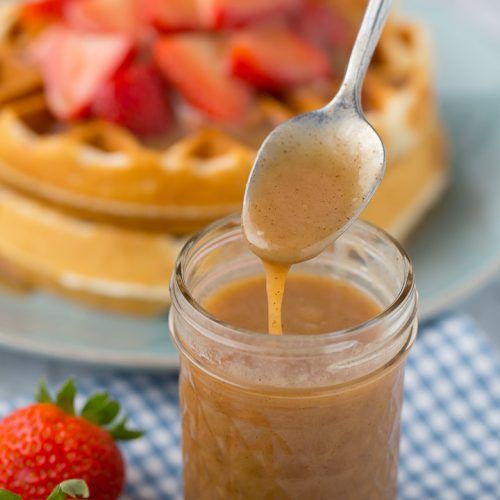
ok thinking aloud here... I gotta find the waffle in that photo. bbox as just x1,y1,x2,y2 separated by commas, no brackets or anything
0,1,448,313
0,185,182,313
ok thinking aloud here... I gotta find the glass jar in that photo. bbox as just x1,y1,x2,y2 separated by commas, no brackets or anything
170,215,417,500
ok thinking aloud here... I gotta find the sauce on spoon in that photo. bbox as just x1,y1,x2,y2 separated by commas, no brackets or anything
242,121,382,334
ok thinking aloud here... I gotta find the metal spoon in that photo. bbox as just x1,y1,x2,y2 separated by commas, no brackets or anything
242,0,392,265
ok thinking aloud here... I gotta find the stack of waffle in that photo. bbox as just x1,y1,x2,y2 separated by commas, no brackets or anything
0,1,448,313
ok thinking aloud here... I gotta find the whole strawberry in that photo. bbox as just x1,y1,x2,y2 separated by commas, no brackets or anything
0,380,142,500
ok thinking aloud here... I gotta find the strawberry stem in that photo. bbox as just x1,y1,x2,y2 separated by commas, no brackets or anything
109,414,144,441
47,479,89,500
0,490,21,500
0,480,89,500
35,378,144,441
55,379,77,416
36,378,53,404
81,392,120,426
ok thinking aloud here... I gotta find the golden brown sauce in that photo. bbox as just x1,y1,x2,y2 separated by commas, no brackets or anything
203,273,381,334
263,262,289,335
243,133,363,265
184,275,404,500
181,352,405,500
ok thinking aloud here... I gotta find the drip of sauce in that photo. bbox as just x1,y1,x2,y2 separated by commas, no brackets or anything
243,125,378,334
263,261,289,335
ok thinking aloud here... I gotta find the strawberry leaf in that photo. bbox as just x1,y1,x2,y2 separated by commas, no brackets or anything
109,415,144,441
36,378,53,404
47,479,89,500
33,378,144,441
0,490,21,500
55,379,77,416
81,392,120,426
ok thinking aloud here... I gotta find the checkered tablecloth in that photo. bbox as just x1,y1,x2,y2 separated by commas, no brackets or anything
1,313,499,499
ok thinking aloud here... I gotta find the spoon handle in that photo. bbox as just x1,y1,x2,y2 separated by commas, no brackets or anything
330,0,392,110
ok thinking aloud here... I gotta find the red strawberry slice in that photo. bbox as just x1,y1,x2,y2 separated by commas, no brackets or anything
229,27,331,91
20,0,69,21
200,0,302,28
30,25,133,120
154,35,252,122
64,0,149,37
92,63,171,136
296,2,351,50
146,0,204,31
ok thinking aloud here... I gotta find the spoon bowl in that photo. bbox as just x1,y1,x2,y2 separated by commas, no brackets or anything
242,0,392,265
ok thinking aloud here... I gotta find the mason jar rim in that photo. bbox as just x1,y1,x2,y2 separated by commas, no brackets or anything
171,214,417,356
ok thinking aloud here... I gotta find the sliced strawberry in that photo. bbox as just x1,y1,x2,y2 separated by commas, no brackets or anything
200,0,302,28
92,63,171,136
20,0,70,21
229,27,331,91
64,0,149,37
154,35,252,122
296,2,351,51
146,0,204,31
30,25,133,120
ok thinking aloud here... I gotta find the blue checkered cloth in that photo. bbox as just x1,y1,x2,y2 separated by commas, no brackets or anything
0,313,499,499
